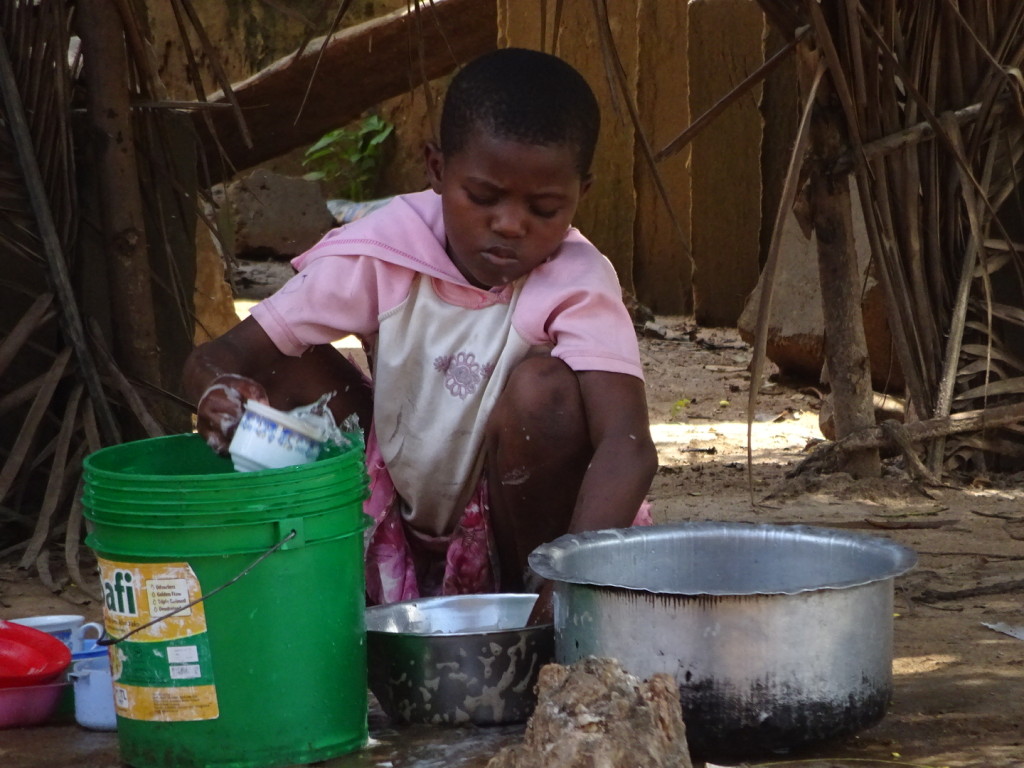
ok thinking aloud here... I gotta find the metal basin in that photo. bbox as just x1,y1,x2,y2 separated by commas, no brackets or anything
365,594,553,726
528,522,917,761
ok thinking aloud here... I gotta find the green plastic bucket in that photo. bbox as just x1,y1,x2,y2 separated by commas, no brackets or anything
83,434,371,768
83,434,364,496
82,471,369,524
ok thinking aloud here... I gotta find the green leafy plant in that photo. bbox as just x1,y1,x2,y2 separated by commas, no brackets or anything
302,114,394,201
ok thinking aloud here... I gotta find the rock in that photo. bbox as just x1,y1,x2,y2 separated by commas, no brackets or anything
225,168,335,258
643,321,669,339
738,184,904,393
192,216,240,346
487,657,692,768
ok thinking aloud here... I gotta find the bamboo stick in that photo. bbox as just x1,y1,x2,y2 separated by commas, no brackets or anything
929,118,984,471
857,102,990,160
655,27,808,162
171,0,250,146
587,0,689,266
34,548,64,594
65,401,103,600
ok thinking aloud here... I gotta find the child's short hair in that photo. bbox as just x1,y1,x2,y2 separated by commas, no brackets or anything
439,48,600,178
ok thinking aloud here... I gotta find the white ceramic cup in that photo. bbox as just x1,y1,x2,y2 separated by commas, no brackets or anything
9,614,104,653
228,400,325,472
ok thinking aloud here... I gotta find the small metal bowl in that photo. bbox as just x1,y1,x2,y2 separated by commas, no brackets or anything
365,594,553,726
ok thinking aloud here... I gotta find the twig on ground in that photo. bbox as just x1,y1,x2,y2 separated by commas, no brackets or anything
879,419,945,487
971,509,1024,521
866,516,958,530
915,578,1024,602
915,551,1024,559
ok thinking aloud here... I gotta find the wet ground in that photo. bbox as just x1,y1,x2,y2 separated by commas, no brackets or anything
4,692,1016,768
0,706,525,768
0,703,983,768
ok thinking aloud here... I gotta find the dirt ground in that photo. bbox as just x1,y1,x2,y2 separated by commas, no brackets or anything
2,313,1023,768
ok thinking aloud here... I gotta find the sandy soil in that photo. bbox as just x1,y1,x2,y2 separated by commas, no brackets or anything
1,312,1022,768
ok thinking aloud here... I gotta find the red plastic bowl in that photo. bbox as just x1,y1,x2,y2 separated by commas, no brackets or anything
0,620,72,688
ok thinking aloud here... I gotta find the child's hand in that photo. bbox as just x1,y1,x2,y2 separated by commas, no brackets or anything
196,374,269,454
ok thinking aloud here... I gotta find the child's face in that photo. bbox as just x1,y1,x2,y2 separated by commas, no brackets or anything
425,129,591,290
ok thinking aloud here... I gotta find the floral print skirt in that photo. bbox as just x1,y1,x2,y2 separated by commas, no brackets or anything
362,428,652,606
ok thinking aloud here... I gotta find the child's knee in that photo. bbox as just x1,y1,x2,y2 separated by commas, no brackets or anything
495,356,584,431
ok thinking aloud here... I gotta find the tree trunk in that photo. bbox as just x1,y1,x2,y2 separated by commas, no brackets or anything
76,0,163,395
195,0,497,180
809,91,880,478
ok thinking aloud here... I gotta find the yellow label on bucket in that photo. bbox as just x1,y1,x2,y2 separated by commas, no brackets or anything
99,559,219,721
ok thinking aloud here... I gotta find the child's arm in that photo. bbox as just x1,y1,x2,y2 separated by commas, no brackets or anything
571,370,658,534
185,316,372,453
528,369,656,624
182,317,288,453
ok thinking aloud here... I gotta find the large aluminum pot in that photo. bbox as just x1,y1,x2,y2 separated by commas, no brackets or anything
365,594,553,726
529,522,917,761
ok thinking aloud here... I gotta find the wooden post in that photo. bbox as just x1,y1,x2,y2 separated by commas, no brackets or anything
75,0,163,396
807,83,880,478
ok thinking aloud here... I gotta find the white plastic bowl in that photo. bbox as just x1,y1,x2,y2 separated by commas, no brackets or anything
228,400,325,472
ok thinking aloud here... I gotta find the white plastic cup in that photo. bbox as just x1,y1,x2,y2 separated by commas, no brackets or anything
9,614,104,653
228,400,325,472
70,640,117,731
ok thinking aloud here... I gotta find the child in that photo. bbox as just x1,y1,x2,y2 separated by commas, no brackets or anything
183,48,658,623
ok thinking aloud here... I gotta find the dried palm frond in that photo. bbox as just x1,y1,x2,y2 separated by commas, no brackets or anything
758,0,1024,476
0,0,217,593
0,0,100,587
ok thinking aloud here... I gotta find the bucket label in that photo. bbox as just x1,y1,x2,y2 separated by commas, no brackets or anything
99,559,219,722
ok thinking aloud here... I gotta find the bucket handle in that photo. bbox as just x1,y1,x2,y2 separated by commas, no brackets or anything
97,529,298,646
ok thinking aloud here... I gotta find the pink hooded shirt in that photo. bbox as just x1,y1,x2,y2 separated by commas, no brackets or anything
251,189,641,539
250,189,642,379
